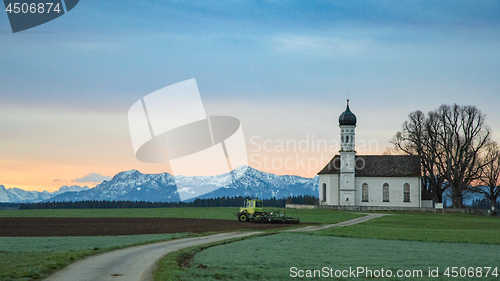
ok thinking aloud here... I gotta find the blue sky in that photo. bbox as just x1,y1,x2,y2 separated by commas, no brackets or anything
1,1,500,191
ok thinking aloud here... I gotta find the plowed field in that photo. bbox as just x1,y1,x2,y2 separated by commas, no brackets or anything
0,217,297,236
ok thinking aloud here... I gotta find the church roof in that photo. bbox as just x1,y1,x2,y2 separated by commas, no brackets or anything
338,100,357,126
318,155,421,177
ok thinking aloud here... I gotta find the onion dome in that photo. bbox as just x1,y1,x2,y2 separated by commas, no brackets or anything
338,99,357,126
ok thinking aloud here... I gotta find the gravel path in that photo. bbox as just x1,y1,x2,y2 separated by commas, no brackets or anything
43,231,261,281
285,213,388,232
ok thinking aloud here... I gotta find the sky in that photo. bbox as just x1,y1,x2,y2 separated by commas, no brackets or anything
1,0,500,192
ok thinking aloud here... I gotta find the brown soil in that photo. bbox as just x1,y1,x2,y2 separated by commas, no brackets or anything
0,217,298,237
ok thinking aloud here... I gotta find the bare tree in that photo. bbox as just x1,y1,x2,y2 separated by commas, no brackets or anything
391,110,446,203
432,104,491,208
393,104,491,208
473,141,500,214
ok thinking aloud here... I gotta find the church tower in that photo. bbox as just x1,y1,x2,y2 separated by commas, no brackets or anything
338,99,357,205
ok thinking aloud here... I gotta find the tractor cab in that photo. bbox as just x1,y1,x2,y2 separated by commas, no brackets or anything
239,199,263,215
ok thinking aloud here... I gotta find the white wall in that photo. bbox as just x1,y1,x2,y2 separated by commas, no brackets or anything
421,200,433,208
319,174,339,205
354,177,421,207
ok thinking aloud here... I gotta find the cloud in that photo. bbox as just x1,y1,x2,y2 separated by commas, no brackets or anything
72,173,111,183
53,179,68,183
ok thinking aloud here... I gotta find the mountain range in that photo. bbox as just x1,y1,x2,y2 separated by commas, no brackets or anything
0,185,90,203
0,166,318,203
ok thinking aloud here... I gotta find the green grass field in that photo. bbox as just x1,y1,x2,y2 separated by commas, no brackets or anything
0,233,189,252
3,208,499,281
314,212,500,244
163,233,500,281
0,207,358,281
155,212,500,281
0,207,242,219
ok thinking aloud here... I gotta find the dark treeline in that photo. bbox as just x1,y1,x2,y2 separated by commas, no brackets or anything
16,195,319,210
0,203,21,210
471,199,500,210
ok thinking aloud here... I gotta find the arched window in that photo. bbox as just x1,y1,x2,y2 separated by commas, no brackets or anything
346,136,349,143
322,183,327,202
404,183,410,202
383,183,390,202
362,183,369,202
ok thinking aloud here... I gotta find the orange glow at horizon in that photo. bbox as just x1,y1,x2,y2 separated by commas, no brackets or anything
1,143,388,192
0,158,174,193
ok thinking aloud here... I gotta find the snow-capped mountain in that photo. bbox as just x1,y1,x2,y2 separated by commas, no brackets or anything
0,185,89,203
47,170,180,202
181,165,319,201
1,166,318,203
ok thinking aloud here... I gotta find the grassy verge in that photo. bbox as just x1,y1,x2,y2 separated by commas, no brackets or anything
160,233,500,281
313,212,500,244
0,233,194,281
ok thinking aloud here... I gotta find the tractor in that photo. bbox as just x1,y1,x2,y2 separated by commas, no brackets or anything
235,199,299,224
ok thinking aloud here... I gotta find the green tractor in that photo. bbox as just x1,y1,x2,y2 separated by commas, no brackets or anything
236,199,264,222
235,199,299,224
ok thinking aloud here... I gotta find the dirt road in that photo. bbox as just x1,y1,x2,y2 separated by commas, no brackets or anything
43,213,386,281
43,231,261,281
284,213,388,232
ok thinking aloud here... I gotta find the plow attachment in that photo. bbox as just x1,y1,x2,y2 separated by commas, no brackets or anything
236,210,300,224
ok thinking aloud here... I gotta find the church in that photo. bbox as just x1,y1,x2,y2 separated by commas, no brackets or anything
318,101,422,208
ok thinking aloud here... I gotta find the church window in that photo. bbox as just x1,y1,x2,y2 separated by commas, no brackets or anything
362,183,369,202
404,183,410,202
322,183,327,202
383,183,390,202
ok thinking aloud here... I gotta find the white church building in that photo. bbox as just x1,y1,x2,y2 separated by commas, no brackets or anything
318,101,422,208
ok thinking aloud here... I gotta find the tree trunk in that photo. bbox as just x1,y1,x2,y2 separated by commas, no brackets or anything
435,191,443,204
492,199,497,216
452,193,464,208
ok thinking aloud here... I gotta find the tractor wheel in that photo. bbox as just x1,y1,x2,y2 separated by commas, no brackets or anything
238,212,249,222
253,213,262,222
